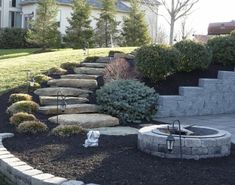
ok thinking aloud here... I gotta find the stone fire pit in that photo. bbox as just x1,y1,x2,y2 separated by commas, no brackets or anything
138,125,231,160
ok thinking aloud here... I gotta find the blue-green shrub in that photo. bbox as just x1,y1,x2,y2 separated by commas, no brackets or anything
135,44,180,82
207,36,235,66
96,80,158,124
174,40,212,72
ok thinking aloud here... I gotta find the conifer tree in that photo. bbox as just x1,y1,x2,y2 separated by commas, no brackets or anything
65,0,93,48
95,0,119,47
27,0,60,49
122,0,151,46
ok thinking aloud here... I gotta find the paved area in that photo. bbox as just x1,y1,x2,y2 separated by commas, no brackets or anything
155,114,235,143
90,126,138,136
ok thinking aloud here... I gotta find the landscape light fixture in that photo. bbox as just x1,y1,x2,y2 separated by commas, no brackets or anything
166,131,175,153
56,90,67,124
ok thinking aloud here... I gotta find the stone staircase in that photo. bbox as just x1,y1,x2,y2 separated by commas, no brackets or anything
35,58,120,128
155,70,235,118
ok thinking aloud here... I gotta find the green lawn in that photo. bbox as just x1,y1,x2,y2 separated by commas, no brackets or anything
0,48,38,60
0,47,135,94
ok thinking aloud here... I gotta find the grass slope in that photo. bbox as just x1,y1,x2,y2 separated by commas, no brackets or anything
0,47,135,94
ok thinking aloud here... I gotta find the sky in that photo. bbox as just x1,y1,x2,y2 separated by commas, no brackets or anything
158,0,235,36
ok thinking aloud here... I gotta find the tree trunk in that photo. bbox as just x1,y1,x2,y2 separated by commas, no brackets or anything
169,18,175,45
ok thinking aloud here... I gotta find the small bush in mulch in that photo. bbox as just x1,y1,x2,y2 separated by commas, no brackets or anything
33,74,52,85
96,80,158,124
7,100,39,115
174,40,212,72
17,120,48,134
47,67,67,76
52,125,84,137
104,58,136,82
9,93,32,104
9,112,37,127
83,56,100,63
60,62,79,71
135,44,180,82
207,35,235,66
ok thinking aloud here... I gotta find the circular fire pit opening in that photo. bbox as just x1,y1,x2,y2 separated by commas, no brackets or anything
138,125,231,160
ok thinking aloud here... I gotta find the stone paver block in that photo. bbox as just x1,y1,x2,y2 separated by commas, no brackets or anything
61,180,85,185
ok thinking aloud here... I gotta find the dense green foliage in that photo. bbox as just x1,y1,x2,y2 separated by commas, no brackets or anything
122,0,151,46
135,45,180,81
7,101,39,115
96,80,158,124
9,93,32,104
17,120,48,134
207,35,235,66
174,40,212,72
52,125,83,137
10,112,37,127
27,0,60,48
95,0,119,47
65,0,93,48
0,28,29,49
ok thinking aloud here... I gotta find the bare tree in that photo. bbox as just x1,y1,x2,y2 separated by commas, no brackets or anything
142,0,199,45
180,16,194,40
156,25,168,44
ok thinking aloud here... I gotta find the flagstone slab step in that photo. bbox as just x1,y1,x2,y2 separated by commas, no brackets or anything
74,67,104,75
39,104,98,115
48,79,98,89
34,87,92,97
49,114,119,128
80,62,107,68
90,126,138,136
39,96,89,105
61,74,99,79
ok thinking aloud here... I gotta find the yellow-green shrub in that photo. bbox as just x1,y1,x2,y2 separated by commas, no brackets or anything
47,67,67,75
9,93,32,104
52,125,83,137
7,101,39,115
17,121,48,134
10,112,37,126
34,74,52,84
60,62,79,70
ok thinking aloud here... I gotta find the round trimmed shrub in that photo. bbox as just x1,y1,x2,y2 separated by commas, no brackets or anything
17,121,48,134
7,101,39,115
52,125,83,137
207,36,235,66
135,45,180,82
96,80,158,124
34,74,52,84
9,93,32,104
10,112,37,127
174,40,212,72
60,62,78,71
47,67,67,75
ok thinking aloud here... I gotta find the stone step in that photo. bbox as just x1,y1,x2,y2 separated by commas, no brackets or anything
61,74,99,80
39,104,98,115
39,96,89,106
218,71,235,79
34,87,92,97
48,113,119,128
179,87,204,97
96,57,112,63
74,67,104,75
198,78,223,87
80,62,107,68
48,79,98,89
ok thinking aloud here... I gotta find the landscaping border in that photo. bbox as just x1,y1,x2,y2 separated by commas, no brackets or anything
0,133,98,185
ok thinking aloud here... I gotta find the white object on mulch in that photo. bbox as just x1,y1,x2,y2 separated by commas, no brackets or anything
83,131,100,148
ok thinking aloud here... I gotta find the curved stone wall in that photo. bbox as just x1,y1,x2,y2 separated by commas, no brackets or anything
155,71,235,118
138,125,232,160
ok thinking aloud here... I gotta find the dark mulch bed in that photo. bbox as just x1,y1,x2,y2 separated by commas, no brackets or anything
3,134,235,185
142,64,235,95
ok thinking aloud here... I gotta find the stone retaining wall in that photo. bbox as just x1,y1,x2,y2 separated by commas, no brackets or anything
0,133,98,185
155,71,235,118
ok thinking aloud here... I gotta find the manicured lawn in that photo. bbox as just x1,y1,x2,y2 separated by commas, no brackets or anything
0,48,38,60
0,47,135,94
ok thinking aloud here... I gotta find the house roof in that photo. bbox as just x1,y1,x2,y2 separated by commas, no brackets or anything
208,21,235,35
20,0,131,12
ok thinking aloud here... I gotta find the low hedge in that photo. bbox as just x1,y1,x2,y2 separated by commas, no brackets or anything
7,100,39,115
17,121,48,135
52,125,83,137
10,112,37,127
9,93,32,104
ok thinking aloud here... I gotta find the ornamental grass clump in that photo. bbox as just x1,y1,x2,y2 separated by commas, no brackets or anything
10,112,37,127
47,67,67,75
7,100,39,115
52,125,84,137
34,74,52,84
9,93,32,104
17,121,48,135
60,62,79,71
96,80,158,124
174,40,212,72
135,44,180,82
